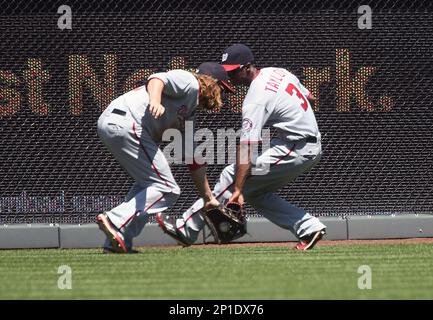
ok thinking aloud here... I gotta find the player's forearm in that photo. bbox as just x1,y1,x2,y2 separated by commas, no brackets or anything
234,144,252,193
189,166,214,202
147,78,164,104
234,163,250,194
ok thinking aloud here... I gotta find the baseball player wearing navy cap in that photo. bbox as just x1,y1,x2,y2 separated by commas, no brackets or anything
197,61,235,94
96,62,232,253
220,43,255,72
158,44,326,250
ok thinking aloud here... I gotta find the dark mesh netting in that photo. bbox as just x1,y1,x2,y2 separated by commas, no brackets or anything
0,0,432,223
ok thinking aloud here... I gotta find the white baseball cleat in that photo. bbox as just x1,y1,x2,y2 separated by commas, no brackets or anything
96,213,128,254
156,212,193,247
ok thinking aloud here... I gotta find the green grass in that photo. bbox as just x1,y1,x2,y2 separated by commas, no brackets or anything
1,243,433,299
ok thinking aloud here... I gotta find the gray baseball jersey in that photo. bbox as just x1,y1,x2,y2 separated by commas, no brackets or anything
97,69,200,250
124,69,198,143
240,67,320,145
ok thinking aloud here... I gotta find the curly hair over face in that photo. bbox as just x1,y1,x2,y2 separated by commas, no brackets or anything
194,74,223,112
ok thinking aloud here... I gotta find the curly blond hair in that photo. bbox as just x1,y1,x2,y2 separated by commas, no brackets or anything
194,74,223,113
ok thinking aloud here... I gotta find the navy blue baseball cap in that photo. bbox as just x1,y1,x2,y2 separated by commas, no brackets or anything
197,62,235,93
221,44,254,72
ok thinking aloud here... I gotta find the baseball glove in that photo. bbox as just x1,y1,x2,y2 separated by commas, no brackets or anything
202,202,247,244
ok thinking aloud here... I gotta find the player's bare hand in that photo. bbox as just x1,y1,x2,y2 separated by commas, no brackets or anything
204,197,220,211
149,101,165,119
229,190,245,205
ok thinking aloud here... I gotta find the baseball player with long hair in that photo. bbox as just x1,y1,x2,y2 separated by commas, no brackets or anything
157,44,327,250
96,62,233,253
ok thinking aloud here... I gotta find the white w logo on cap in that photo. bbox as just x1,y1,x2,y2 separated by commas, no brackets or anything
222,53,228,62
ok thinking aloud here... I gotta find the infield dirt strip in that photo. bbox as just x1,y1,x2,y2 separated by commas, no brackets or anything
142,238,433,249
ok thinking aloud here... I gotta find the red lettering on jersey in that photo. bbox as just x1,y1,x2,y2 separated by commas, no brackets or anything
264,69,287,93
265,86,278,93
266,81,279,90
285,83,308,111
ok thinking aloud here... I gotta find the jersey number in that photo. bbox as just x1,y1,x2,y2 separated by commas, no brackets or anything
285,83,308,111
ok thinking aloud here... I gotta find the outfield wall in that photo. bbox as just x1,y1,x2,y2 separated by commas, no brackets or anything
1,215,433,249
0,1,432,241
